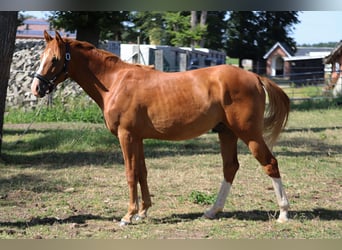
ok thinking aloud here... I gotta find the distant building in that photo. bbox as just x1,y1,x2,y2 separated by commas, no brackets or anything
105,43,226,72
263,42,333,85
180,47,226,70
119,44,187,71
16,18,76,39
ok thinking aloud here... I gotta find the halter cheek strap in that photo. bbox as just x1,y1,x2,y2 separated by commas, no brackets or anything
34,43,71,93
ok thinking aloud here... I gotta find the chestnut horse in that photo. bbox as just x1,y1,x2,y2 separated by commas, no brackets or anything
31,31,290,226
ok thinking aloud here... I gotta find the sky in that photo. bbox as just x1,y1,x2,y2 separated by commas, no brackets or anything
25,11,342,45
293,11,342,44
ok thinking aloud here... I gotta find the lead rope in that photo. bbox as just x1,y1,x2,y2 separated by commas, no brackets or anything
13,94,50,145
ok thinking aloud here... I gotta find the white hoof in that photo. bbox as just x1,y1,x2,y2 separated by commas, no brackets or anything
119,219,130,227
277,210,289,223
277,216,289,223
133,214,145,222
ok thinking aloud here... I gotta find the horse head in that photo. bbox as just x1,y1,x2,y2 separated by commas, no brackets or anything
31,30,71,98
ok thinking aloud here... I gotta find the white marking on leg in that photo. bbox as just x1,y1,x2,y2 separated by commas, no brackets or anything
204,180,231,219
271,177,289,223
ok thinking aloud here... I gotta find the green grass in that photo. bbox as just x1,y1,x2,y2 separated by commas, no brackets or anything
0,106,341,239
226,57,239,65
5,95,103,124
283,85,324,99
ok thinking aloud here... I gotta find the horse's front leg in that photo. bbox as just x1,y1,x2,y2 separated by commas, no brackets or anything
137,144,152,220
118,130,141,225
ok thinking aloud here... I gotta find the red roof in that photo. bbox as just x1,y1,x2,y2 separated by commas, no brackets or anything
16,18,76,39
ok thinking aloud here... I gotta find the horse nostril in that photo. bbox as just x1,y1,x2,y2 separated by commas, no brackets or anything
31,80,44,97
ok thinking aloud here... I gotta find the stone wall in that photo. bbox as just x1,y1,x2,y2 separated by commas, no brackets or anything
6,39,86,110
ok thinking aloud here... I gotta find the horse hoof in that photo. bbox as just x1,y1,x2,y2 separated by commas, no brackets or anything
119,219,130,227
277,217,289,223
133,214,145,222
277,210,289,223
202,211,215,220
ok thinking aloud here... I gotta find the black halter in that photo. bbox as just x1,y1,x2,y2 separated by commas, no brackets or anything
34,43,71,94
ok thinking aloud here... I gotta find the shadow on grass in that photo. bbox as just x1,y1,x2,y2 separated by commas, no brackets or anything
151,208,342,224
1,128,222,169
0,214,120,229
277,137,342,158
0,208,340,229
1,151,125,169
2,124,341,168
285,126,342,134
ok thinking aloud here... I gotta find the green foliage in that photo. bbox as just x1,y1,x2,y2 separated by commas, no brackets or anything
164,12,192,46
131,11,165,44
50,11,226,49
49,11,131,45
133,11,210,47
5,98,103,124
189,190,216,205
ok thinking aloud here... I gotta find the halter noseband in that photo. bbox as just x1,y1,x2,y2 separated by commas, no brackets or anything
34,43,71,94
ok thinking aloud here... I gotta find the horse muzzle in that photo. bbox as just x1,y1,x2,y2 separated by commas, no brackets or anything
31,73,56,98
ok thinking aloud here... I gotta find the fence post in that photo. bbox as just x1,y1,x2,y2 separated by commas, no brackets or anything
155,50,163,71
179,53,187,72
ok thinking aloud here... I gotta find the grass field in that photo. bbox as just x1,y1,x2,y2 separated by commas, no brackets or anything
0,106,341,239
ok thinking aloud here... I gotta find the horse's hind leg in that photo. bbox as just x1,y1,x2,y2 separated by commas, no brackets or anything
245,136,289,223
204,129,239,219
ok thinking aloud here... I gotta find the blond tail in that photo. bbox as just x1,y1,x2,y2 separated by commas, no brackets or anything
259,77,290,148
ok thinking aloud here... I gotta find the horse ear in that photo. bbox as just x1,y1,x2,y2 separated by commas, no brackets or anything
55,31,64,44
44,30,53,42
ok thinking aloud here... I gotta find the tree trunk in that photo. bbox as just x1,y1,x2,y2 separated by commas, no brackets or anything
191,11,197,29
0,11,18,156
190,11,207,48
199,11,207,48
76,25,100,47
190,11,197,47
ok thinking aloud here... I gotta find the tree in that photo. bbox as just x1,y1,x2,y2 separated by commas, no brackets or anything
190,11,207,47
130,11,165,45
164,12,194,46
225,11,259,67
49,11,130,47
131,11,192,46
50,11,227,50
225,11,300,69
0,11,18,156
204,11,227,51
256,11,299,57
132,11,225,49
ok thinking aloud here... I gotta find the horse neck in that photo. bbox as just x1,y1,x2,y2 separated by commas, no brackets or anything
67,43,120,110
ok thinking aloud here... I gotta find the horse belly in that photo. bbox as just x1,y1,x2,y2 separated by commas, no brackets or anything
146,104,221,140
